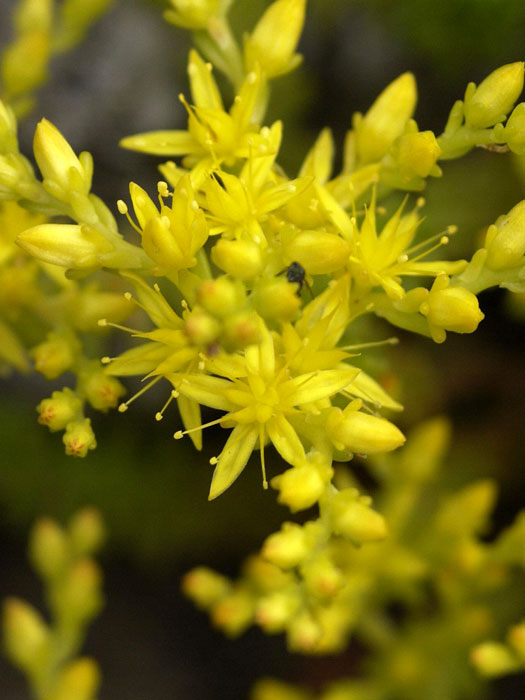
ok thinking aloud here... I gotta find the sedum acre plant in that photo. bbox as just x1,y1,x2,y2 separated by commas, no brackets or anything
1,0,524,698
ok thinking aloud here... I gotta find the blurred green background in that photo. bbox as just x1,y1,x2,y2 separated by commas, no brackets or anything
1,1,525,698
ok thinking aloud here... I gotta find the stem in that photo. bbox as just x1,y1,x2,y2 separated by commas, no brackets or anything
193,17,244,90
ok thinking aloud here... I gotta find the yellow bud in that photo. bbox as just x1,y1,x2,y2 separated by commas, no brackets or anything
2,598,50,671
211,237,264,279
53,559,103,623
272,461,330,512
396,130,442,179
471,642,519,677
164,0,220,30
128,182,159,229
262,523,310,569
252,678,311,700
503,103,525,155
464,62,524,129
287,610,322,653
183,309,221,346
301,556,344,599
62,418,97,457
0,100,18,153
242,556,291,592
211,589,253,637
284,231,350,274
255,589,301,633
142,217,186,273
182,567,231,609
82,368,125,412
221,310,262,351
252,277,301,322
244,0,306,78
197,277,246,318
509,622,525,658
71,290,134,332
420,275,484,341
33,118,91,196
47,658,101,700
17,223,113,269
29,517,68,579
325,406,405,455
330,489,388,545
37,387,82,430
355,73,417,163
68,508,106,556
1,30,51,100
485,200,525,270
32,331,79,379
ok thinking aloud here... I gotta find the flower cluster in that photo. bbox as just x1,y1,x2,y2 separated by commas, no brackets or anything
1,0,525,697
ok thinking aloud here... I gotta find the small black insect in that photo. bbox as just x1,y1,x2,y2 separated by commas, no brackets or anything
211,171,226,189
278,261,312,297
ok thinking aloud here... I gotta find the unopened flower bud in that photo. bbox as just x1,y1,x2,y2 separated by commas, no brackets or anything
142,217,184,273
82,368,125,412
2,598,50,671
501,102,525,155
325,405,405,455
47,658,101,700
509,622,525,659
32,332,79,379
287,610,322,653
242,556,291,592
72,290,133,332
37,388,82,430
68,508,105,556
0,100,18,153
211,589,254,637
420,274,484,342
29,518,68,579
211,237,264,279
17,223,113,269
33,119,91,197
221,310,261,351
396,130,442,179
197,277,245,318
485,200,525,270
262,523,310,569
272,457,331,512
252,678,311,700
331,489,388,545
255,589,301,633
164,0,220,30
62,418,97,457
244,0,306,78
464,62,524,129
183,309,221,346
355,73,417,163
284,231,350,275
252,277,301,321
53,559,103,623
301,555,344,599
471,642,519,677
182,567,231,609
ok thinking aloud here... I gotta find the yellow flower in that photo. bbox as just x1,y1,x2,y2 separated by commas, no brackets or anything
172,318,359,499
120,50,268,171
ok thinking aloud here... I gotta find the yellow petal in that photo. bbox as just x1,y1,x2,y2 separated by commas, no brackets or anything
208,426,258,499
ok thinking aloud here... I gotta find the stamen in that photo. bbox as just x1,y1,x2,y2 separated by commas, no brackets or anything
155,389,179,421
118,376,162,413
116,199,142,235
97,319,139,335
341,337,399,351
259,424,268,490
174,414,228,440
408,237,449,265
405,227,453,256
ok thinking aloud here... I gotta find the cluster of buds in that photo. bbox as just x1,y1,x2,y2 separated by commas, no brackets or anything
2,510,105,700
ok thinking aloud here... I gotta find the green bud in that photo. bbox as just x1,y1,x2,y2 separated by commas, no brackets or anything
62,418,97,457
32,331,79,379
211,237,264,279
262,523,310,569
464,62,524,129
255,589,301,633
68,508,105,556
2,598,50,672
182,567,231,609
29,517,68,579
211,589,254,637
471,642,519,677
51,559,103,624
330,489,388,545
485,200,525,270
46,657,101,700
252,277,301,322
197,276,245,318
